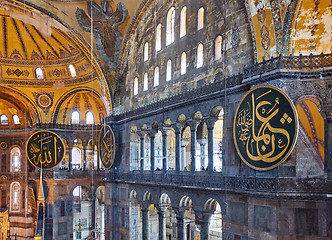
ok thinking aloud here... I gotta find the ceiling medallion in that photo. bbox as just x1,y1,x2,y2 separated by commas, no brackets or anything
233,85,298,171
33,92,54,110
0,142,7,149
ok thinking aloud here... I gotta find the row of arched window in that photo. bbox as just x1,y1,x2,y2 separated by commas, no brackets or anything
35,64,77,80
0,114,20,125
71,111,94,124
143,6,206,62
134,36,222,96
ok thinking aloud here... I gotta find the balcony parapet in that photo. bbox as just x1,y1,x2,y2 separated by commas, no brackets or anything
242,53,332,79
109,171,332,197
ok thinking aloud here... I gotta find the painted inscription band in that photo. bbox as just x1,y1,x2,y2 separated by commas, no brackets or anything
233,85,298,171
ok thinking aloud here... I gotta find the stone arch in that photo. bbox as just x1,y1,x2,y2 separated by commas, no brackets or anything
193,111,203,121
159,193,171,206
177,114,186,123
143,191,153,204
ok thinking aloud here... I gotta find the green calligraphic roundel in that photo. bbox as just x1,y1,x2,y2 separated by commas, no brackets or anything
26,130,65,169
99,125,116,169
233,85,298,171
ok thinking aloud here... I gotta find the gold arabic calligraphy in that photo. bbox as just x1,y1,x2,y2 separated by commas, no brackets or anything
236,91,291,163
27,131,64,168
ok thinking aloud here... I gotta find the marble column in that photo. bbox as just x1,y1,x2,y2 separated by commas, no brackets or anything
150,130,156,172
197,139,207,171
68,147,72,172
176,210,186,240
83,146,87,170
162,129,168,173
140,134,145,173
173,124,183,174
142,207,150,240
200,213,211,240
188,120,199,173
157,208,166,240
206,118,217,175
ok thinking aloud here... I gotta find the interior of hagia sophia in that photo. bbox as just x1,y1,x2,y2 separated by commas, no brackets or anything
0,0,330,239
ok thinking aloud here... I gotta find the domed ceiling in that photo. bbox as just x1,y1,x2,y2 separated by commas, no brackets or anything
0,10,94,86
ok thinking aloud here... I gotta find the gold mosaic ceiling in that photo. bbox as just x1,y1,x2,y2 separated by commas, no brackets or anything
0,8,95,86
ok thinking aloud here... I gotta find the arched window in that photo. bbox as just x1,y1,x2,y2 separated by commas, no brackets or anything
86,112,94,124
11,148,21,172
35,68,44,80
144,42,149,61
166,7,175,46
180,7,187,38
166,60,172,81
68,64,77,77
181,52,187,75
215,35,223,60
13,115,20,125
143,73,148,91
71,111,80,124
10,182,20,211
155,24,162,52
73,186,82,197
72,147,81,170
198,7,204,30
1,115,8,125
154,67,159,87
197,43,204,68
134,77,139,96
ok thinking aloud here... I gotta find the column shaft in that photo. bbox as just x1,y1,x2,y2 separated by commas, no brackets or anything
150,135,155,172
140,137,145,172
158,211,166,240
190,129,196,173
142,209,150,240
176,213,186,240
68,148,72,172
162,132,168,172
207,127,214,174
175,130,181,173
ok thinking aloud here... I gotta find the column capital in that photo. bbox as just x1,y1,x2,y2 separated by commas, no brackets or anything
148,128,158,137
187,119,200,131
204,117,218,129
172,122,185,133
137,130,147,139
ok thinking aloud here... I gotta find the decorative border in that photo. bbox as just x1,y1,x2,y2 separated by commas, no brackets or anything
282,0,299,55
244,0,258,63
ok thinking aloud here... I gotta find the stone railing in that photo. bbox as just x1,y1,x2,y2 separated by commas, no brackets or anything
34,123,102,131
25,170,107,180
109,171,332,195
242,53,332,79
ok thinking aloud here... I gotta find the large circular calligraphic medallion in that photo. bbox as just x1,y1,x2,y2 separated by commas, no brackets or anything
98,125,116,169
233,85,298,171
26,130,65,169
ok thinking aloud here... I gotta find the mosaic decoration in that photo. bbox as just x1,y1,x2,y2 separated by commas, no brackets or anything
99,124,116,169
233,85,298,171
6,68,29,77
33,92,54,110
76,0,128,71
0,142,7,149
26,130,65,170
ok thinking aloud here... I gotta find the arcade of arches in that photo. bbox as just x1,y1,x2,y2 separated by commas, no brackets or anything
0,0,331,239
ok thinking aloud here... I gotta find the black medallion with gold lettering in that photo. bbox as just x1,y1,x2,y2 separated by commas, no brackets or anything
26,130,65,169
233,85,298,171
99,124,116,169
